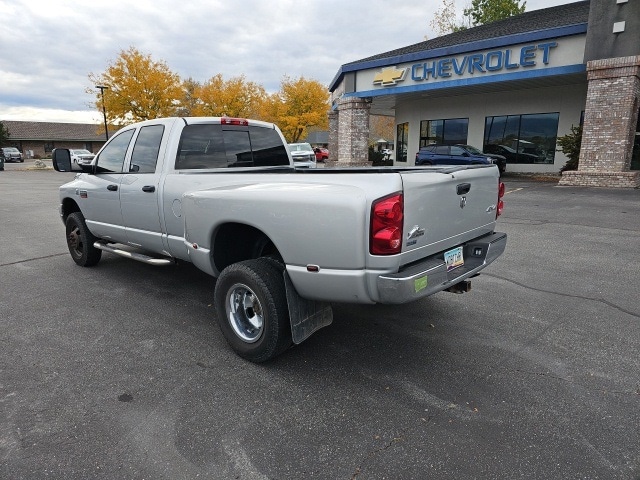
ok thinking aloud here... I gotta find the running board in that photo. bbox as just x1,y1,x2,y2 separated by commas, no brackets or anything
93,242,175,266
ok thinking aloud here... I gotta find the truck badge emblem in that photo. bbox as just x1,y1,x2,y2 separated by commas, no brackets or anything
407,225,425,239
406,225,425,246
460,196,467,209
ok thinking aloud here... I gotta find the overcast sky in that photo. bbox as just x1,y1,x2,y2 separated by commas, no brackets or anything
1,0,575,124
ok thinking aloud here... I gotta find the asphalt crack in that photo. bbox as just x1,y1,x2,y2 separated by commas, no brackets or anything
351,432,405,479
0,252,69,268
484,273,639,319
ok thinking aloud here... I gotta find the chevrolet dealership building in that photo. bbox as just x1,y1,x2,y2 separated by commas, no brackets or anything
328,0,640,187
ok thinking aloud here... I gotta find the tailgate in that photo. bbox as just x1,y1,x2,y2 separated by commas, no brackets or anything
399,166,500,266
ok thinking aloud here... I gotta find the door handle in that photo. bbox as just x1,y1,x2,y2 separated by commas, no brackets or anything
456,183,471,195
142,186,155,193
107,184,118,191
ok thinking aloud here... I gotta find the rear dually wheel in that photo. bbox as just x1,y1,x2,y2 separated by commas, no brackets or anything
214,258,292,362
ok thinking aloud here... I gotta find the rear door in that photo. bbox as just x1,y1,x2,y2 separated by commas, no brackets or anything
433,145,450,164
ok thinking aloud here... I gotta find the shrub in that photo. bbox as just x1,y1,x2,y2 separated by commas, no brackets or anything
557,125,582,172
369,146,392,166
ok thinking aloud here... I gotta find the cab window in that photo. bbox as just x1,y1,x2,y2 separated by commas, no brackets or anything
130,125,164,173
95,129,135,173
435,146,449,155
176,124,289,169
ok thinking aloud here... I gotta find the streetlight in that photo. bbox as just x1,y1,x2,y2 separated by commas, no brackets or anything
95,85,109,141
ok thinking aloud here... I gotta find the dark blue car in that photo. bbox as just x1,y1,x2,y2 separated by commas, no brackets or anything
415,144,505,174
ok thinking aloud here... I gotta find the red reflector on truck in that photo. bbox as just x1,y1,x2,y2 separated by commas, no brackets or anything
370,193,403,255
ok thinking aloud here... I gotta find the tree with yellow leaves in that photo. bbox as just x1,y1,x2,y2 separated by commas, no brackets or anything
176,77,202,117
193,74,267,119
262,76,329,143
369,115,395,147
88,47,183,127
88,49,330,140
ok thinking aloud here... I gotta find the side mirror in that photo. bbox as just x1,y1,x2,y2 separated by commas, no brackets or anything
52,149,72,172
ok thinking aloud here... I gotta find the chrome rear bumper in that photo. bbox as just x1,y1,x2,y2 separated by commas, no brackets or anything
376,232,507,304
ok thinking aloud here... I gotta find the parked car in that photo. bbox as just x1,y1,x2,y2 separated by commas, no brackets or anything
415,144,504,173
288,143,317,168
70,149,95,169
313,147,329,162
457,144,506,174
0,147,23,163
483,144,540,164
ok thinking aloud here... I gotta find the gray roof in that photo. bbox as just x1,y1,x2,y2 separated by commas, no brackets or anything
347,1,590,66
305,130,329,144
0,120,110,141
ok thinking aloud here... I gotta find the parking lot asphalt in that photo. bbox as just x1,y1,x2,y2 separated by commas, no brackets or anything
0,168,639,479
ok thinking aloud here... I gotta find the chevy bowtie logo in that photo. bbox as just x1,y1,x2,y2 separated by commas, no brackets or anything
373,67,408,86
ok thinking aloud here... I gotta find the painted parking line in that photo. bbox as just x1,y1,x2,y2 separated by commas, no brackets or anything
505,187,524,195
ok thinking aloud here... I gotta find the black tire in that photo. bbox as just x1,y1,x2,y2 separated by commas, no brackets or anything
214,258,292,362
418,160,432,166
65,212,102,267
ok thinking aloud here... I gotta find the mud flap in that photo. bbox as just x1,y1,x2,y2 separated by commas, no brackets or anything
284,271,333,344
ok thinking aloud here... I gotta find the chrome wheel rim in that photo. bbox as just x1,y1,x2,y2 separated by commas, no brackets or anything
227,283,263,343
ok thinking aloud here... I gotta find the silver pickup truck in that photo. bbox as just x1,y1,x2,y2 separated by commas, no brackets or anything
52,116,506,362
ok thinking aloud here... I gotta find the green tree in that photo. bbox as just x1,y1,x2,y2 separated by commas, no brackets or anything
463,0,526,26
557,124,582,172
0,121,10,145
431,0,525,35
88,47,183,127
431,0,468,35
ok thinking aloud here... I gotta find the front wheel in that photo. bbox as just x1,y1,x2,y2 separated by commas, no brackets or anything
214,258,292,362
65,212,102,267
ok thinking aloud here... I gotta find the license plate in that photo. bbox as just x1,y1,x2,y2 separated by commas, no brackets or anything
444,246,464,271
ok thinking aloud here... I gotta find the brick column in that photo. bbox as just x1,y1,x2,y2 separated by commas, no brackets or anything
560,56,640,187
335,97,371,166
327,110,338,162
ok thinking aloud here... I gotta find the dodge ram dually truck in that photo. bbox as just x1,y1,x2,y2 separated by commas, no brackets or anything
52,116,506,362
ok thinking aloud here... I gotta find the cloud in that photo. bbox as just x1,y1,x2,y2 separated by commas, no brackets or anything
0,0,571,123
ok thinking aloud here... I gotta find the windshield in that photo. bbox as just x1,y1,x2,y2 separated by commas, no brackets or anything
461,145,482,155
4,147,19,153
288,143,313,152
72,149,92,155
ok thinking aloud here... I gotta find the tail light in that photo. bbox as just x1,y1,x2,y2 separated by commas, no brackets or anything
221,117,249,126
497,181,505,218
370,193,403,255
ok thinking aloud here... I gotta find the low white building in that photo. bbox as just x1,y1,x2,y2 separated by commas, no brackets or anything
328,0,640,187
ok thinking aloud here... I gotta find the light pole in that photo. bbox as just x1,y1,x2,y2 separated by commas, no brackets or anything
95,85,109,141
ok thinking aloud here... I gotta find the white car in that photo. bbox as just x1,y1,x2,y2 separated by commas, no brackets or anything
288,143,317,168
70,149,95,169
